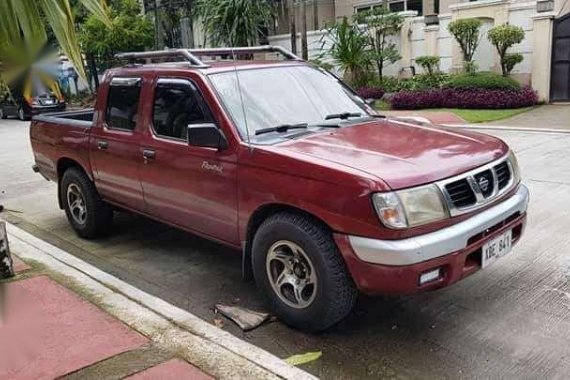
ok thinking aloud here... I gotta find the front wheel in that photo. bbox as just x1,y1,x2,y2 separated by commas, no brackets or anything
0,108,6,119
252,212,357,332
61,167,113,239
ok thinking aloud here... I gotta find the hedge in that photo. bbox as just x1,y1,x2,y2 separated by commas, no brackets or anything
356,86,385,100
391,87,538,110
447,72,521,90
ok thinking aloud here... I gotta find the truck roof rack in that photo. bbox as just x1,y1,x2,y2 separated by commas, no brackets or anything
115,46,301,68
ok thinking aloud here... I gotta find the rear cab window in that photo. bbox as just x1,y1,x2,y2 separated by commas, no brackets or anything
152,78,214,141
106,77,142,131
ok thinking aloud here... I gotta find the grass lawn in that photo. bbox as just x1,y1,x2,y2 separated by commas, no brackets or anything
432,107,535,123
374,100,536,123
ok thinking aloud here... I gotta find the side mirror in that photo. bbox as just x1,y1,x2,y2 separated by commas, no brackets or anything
187,123,228,150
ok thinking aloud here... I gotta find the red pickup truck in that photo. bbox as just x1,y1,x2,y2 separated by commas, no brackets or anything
30,47,529,331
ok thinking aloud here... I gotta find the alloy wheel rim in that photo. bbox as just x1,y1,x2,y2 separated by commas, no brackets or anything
67,184,87,225
266,240,317,309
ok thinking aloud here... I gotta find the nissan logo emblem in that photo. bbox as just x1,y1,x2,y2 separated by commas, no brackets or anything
478,176,490,192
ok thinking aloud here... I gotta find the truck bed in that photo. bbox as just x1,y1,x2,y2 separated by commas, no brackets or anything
33,109,94,128
30,109,94,183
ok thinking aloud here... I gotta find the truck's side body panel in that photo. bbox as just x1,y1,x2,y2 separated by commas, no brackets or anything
30,120,92,182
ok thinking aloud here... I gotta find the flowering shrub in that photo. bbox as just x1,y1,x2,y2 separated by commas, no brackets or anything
391,87,538,110
356,86,385,100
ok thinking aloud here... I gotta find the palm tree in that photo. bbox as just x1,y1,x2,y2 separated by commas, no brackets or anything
194,0,274,47
0,0,111,83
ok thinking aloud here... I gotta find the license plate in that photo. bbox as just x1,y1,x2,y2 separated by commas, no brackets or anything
482,230,512,268
44,100,54,105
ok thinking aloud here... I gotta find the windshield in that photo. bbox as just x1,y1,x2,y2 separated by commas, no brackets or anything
209,66,369,140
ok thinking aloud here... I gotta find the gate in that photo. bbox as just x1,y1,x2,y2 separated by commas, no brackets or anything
551,14,570,101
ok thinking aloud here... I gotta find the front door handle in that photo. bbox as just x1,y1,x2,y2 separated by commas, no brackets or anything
97,140,108,150
142,149,156,160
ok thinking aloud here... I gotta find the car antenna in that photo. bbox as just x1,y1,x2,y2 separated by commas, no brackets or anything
231,46,253,154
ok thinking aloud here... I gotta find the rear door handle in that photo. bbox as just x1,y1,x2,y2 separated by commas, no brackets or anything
142,149,156,160
97,140,108,150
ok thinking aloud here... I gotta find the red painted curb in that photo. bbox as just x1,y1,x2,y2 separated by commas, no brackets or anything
127,359,214,380
0,276,148,379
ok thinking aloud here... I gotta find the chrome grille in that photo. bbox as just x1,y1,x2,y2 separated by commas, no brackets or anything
494,161,511,190
439,155,515,216
445,179,476,208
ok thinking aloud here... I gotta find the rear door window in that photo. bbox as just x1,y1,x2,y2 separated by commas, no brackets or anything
152,78,213,140
106,77,142,131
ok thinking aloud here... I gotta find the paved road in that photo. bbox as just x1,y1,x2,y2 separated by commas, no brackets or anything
2,119,570,379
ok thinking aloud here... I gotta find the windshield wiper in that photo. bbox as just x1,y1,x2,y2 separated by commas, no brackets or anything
255,123,308,136
325,112,362,120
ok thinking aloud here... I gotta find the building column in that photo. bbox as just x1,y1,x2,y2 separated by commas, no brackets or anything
399,11,418,77
424,25,439,57
532,12,555,102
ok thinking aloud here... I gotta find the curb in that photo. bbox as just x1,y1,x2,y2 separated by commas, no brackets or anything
4,221,316,380
442,124,570,134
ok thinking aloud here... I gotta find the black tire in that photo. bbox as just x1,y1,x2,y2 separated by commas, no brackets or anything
61,167,113,239
18,107,29,121
252,212,357,332
0,108,6,119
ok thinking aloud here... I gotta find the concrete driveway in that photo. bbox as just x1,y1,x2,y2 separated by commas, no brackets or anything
1,118,570,379
491,104,570,130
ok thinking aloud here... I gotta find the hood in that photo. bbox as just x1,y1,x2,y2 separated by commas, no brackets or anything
277,119,508,190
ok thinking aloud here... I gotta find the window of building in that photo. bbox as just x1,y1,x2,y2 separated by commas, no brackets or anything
355,1,423,16
152,79,213,140
106,78,141,131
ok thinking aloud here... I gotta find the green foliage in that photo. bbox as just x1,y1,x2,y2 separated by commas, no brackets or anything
322,17,372,86
448,18,483,72
375,73,450,92
354,6,404,79
79,0,154,68
415,55,440,75
503,53,524,75
447,72,521,90
487,24,525,76
194,0,274,47
309,59,335,71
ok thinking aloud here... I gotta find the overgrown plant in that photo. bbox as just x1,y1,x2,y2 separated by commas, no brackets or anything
194,0,274,47
415,56,440,75
448,18,483,73
488,24,525,76
321,17,371,86
0,0,111,83
80,0,154,87
354,6,404,80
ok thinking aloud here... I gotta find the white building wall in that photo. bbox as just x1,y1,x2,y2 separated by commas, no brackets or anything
268,5,536,81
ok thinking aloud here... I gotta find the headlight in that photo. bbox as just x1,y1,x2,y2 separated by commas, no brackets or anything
372,184,449,229
508,151,521,185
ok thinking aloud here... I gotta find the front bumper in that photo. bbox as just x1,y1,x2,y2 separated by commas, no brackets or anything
335,184,529,295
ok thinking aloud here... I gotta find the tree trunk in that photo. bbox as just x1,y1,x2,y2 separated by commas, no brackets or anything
300,0,308,60
288,0,297,55
153,0,160,49
88,53,99,90
313,0,319,31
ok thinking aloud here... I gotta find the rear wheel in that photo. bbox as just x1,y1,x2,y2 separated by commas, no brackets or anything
61,167,113,239
252,212,357,332
17,107,28,121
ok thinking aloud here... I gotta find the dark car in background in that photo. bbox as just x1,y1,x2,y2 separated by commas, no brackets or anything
1,75,65,121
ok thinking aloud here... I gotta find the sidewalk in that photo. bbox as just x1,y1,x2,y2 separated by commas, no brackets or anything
0,221,315,380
